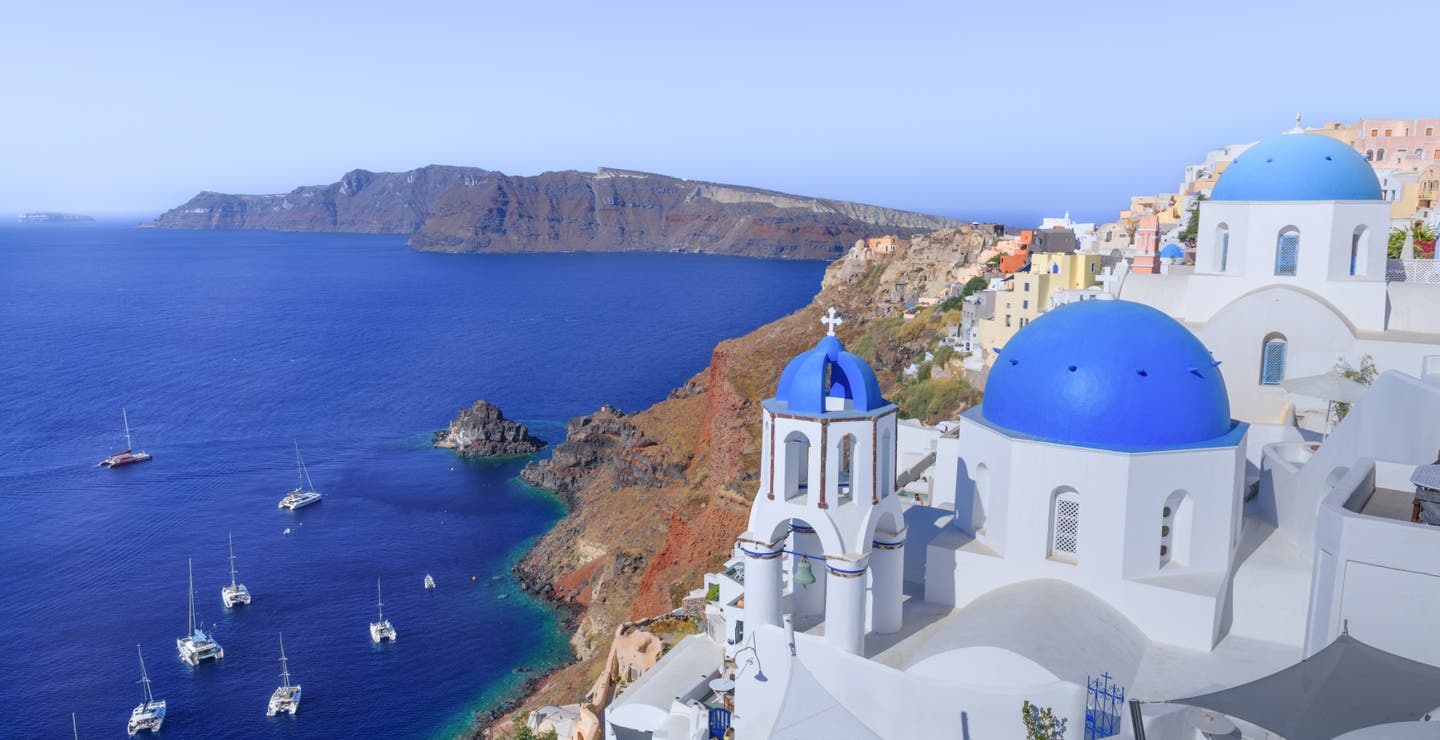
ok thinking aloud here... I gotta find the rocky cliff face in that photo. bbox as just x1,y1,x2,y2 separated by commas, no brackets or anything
153,166,962,260
478,225,995,736
433,400,546,458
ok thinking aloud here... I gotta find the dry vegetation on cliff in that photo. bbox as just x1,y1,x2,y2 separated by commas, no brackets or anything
476,226,995,736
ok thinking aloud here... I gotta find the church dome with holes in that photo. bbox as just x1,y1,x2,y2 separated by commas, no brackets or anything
980,300,1233,449
1210,133,1382,202
774,333,887,414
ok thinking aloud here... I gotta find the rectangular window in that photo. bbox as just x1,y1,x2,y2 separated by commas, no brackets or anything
1385,128,1393,136
1005,315,1011,327
1275,232,1299,276
1051,495,1080,558
1371,129,1379,136
1022,300,1029,310
1221,233,1230,272
1428,127,1435,136
1024,282,1030,292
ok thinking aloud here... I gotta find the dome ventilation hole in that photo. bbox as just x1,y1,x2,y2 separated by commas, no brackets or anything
1189,367,1204,378
1067,365,1078,372
1325,155,1333,161
1010,359,1019,366
1136,369,1148,377
1266,158,1274,163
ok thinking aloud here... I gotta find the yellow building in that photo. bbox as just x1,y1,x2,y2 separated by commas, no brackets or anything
976,252,1104,366
1305,121,1358,148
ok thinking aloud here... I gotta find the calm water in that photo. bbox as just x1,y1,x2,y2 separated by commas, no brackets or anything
0,223,825,739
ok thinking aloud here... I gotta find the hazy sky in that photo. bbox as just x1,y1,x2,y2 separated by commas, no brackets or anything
3,0,1432,225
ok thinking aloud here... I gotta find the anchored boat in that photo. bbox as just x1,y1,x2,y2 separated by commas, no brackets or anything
278,441,322,511
221,532,251,607
266,633,302,716
100,408,152,468
369,577,396,643
177,559,224,666
126,644,166,736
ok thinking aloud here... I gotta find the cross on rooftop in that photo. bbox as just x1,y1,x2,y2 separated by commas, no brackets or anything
821,307,843,336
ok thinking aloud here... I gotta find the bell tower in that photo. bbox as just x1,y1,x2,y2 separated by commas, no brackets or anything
739,308,906,655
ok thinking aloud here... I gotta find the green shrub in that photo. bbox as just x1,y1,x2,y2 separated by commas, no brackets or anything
706,583,720,602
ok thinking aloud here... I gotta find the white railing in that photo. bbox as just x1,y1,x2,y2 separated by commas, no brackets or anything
1386,259,1440,284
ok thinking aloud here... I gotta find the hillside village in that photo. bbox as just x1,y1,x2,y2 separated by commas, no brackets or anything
493,118,1440,740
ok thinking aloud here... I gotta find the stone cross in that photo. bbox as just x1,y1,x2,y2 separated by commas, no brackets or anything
821,307,843,336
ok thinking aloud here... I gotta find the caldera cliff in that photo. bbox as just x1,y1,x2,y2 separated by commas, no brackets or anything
152,166,962,260
477,226,995,736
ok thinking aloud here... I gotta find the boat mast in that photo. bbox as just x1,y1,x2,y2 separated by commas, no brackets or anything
376,577,384,622
72,711,78,740
293,440,303,491
122,408,133,450
278,632,291,689
187,558,196,636
228,532,238,589
137,644,154,705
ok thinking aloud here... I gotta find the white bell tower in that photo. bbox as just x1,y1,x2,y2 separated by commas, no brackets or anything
739,308,906,655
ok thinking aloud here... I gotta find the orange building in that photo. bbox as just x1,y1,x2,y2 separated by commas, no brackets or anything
997,247,1029,274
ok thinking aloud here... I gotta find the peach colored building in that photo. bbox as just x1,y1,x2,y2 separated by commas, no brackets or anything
997,247,1029,274
1132,214,1161,274
856,235,907,256
1356,118,1440,170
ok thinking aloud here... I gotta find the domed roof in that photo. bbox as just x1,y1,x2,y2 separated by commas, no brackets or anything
981,300,1232,449
1160,243,1185,259
1211,133,1381,202
775,333,887,414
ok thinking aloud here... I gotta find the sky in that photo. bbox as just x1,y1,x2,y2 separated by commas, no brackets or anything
2,0,1434,226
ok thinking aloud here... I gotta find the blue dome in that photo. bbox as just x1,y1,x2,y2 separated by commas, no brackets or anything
775,334,887,414
1160,243,1184,259
1211,134,1381,202
982,300,1231,449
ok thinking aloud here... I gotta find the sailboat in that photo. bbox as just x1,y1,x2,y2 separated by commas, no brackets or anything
369,577,396,643
424,574,436,590
126,644,167,736
100,408,152,468
177,558,224,666
221,532,251,607
266,632,302,716
278,441,322,511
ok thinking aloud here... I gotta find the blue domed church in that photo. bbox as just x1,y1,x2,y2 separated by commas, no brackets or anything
931,299,1249,650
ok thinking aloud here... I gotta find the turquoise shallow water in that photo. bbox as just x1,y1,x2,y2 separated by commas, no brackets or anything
0,223,825,739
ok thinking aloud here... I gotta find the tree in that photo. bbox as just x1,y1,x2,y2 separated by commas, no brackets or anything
1021,701,1066,740
1175,194,1207,245
1333,354,1378,421
961,275,989,298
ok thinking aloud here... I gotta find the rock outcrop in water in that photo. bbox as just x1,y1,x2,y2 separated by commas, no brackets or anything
519,405,677,499
151,166,962,260
432,400,546,458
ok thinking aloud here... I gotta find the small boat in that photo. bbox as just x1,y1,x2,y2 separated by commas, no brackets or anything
127,644,167,736
100,408,152,468
424,574,436,590
177,559,224,666
221,532,251,607
266,632,302,716
278,441,322,511
369,577,396,643
283,528,291,536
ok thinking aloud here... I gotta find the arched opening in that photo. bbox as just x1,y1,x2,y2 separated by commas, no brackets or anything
1365,149,1374,161
1260,332,1288,385
783,431,811,502
1377,148,1387,163
1048,487,1080,562
1274,226,1300,276
1215,222,1231,272
837,434,857,505
1351,225,1369,276
878,429,893,501
1160,491,1194,568
974,462,990,535
786,519,828,624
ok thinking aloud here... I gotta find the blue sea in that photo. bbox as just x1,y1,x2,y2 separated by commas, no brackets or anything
0,223,825,739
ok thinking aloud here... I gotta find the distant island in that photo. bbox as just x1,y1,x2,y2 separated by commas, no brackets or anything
151,166,964,260
19,212,94,223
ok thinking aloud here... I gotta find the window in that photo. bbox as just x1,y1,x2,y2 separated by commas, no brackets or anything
1024,282,1030,292
1005,315,1011,327
1378,148,1387,161
1428,127,1435,137
1370,128,1378,136
1022,300,1029,310
1275,228,1299,276
783,432,811,501
837,434,857,504
1090,263,1096,273
1419,149,1427,160
1365,150,1374,161
1049,488,1080,560
1160,491,1193,568
1260,335,1288,385
1351,226,1369,276
1216,223,1230,272
1385,128,1393,136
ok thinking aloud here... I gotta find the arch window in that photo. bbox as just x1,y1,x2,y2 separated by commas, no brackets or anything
1216,223,1230,272
878,429,893,500
974,463,989,535
1377,148,1387,162
1274,227,1300,276
1049,488,1080,561
837,434,857,505
783,431,811,502
1365,149,1374,161
1418,148,1426,160
1260,334,1288,385
1160,491,1194,568
1351,226,1369,276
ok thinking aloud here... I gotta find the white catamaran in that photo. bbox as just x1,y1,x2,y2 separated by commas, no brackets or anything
369,577,396,643
266,632,302,716
100,408,152,468
127,644,166,736
177,558,224,666
278,441,322,511
221,531,251,607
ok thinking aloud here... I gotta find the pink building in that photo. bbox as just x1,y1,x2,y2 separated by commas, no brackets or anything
1356,118,1440,170
1132,214,1160,274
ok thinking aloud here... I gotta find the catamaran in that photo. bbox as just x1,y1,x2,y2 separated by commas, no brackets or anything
266,632,302,716
221,532,251,607
369,577,396,643
177,558,224,666
278,441,322,511
100,408,152,468
127,644,166,736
